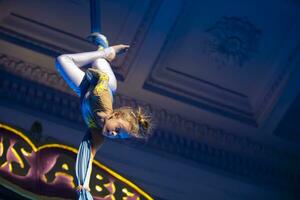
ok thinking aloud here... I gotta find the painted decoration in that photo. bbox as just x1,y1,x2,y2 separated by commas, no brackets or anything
0,123,153,200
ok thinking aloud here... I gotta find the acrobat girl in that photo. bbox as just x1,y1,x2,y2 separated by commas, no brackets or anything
55,35,151,199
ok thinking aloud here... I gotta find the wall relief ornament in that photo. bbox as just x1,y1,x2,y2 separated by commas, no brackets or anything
203,16,261,68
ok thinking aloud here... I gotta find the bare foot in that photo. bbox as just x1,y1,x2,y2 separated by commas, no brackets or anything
106,44,130,62
112,44,130,55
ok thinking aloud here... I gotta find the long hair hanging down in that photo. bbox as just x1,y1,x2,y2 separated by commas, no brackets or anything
112,106,152,139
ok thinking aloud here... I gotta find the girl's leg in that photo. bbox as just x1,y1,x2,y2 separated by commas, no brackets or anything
55,48,114,96
90,44,130,94
91,58,117,94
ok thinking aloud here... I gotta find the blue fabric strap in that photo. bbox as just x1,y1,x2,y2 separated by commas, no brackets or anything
75,132,93,200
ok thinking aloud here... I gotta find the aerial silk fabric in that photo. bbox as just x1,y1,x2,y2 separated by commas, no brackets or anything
75,132,93,200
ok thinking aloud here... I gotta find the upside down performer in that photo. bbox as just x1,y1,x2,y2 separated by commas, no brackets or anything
55,35,151,200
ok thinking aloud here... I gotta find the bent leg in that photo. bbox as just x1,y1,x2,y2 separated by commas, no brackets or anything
92,58,117,94
55,56,85,96
55,49,114,96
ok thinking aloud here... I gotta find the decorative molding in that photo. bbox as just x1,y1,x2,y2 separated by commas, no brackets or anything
145,67,256,125
0,72,83,125
0,56,299,195
255,44,300,124
0,26,64,57
274,93,300,141
0,53,71,93
203,16,261,68
112,0,162,80
0,0,162,81
143,11,298,128
143,12,257,126
0,12,90,56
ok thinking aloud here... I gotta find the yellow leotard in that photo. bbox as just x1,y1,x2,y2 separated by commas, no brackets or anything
81,68,113,129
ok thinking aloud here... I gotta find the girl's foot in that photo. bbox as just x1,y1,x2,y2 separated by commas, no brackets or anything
105,44,130,62
76,185,91,192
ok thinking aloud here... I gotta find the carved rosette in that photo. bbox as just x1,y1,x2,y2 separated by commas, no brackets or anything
204,16,261,67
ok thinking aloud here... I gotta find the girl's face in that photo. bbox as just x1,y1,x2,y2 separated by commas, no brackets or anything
102,116,132,139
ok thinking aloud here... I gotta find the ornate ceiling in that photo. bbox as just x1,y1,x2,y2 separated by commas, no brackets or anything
0,0,300,196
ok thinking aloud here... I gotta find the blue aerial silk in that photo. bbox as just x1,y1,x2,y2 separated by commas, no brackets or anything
75,71,96,200
75,132,93,200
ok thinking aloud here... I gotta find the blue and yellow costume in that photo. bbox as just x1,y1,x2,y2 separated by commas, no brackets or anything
81,68,113,129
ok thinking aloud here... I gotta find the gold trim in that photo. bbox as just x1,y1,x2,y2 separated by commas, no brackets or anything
0,123,154,200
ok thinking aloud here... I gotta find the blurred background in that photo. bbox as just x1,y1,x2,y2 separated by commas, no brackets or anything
0,0,300,199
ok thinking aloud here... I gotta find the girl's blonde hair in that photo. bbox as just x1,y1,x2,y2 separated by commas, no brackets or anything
112,106,152,139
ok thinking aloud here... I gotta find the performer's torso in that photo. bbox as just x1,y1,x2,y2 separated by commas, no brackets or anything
80,69,113,129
